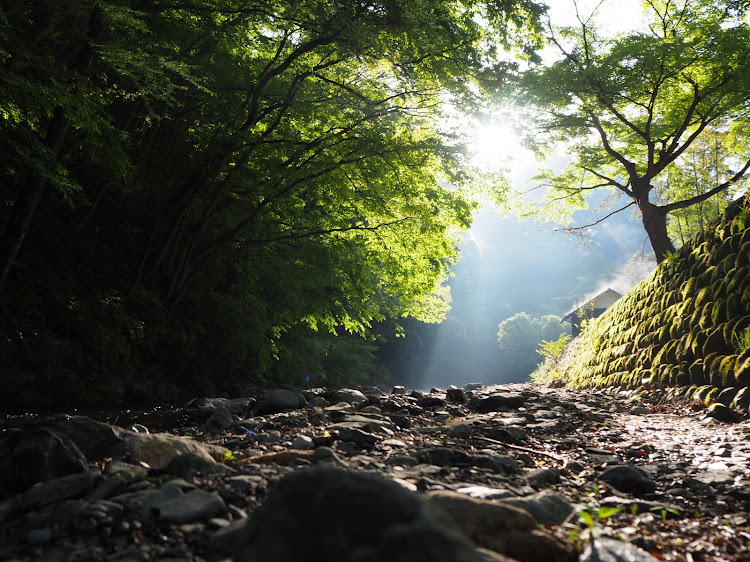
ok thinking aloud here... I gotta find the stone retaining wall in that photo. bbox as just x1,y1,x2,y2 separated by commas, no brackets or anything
562,197,750,408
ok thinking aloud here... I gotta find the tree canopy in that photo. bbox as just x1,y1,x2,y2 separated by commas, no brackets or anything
518,0,750,262
0,0,545,402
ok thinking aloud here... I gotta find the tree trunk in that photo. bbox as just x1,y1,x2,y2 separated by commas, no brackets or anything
0,107,69,290
639,200,675,263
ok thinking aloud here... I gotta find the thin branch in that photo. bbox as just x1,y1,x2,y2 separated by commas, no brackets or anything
553,201,636,234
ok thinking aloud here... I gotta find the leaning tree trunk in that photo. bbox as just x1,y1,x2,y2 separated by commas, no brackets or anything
639,200,675,263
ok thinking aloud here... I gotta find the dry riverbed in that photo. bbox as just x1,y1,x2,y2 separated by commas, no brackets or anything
1,383,750,561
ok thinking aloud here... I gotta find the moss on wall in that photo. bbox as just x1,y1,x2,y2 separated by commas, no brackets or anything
561,197,750,409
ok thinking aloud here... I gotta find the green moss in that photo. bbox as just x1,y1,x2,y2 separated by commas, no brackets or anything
736,356,750,386
719,355,737,387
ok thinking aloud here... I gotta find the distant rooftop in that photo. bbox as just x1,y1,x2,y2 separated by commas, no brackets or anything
562,288,623,324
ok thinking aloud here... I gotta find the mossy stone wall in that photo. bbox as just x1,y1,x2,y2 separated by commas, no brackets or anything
562,198,750,406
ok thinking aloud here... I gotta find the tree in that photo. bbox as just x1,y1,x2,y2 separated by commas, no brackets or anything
0,0,547,397
518,0,750,262
496,312,565,381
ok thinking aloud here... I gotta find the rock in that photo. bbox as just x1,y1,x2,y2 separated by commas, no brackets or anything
418,396,447,408
247,449,315,466
291,435,315,450
336,427,379,447
165,452,236,476
258,389,304,414
581,537,661,561
0,427,88,495
501,490,575,525
476,393,526,413
706,403,741,423
233,466,492,562
330,388,369,407
154,489,226,523
205,407,235,432
425,490,574,562
392,386,407,395
599,465,658,494
55,416,131,460
628,407,650,415
525,467,561,486
21,470,97,510
456,486,517,500
447,387,467,403
128,432,219,470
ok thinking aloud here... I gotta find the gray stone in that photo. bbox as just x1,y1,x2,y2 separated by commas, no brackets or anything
501,490,575,525
258,389,304,414
392,386,407,395
447,387,467,403
599,465,658,494
55,416,131,460
165,452,236,476
525,467,561,486
155,489,226,523
128,432,220,470
476,393,526,413
233,467,491,562
205,407,234,432
628,407,650,415
22,470,97,510
581,537,660,561
425,490,574,562
0,427,88,495
291,435,315,450
336,427,379,446
330,388,369,407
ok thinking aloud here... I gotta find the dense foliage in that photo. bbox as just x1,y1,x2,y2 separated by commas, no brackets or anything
0,0,544,405
518,0,750,262
496,312,566,381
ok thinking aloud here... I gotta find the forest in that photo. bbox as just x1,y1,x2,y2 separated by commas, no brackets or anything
1,0,749,406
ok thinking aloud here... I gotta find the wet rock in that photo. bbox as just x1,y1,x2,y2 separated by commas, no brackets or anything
501,490,575,525
233,467,492,562
128,432,220,470
55,416,131,460
391,386,407,395
0,427,88,495
258,389,305,414
581,537,660,561
599,465,658,494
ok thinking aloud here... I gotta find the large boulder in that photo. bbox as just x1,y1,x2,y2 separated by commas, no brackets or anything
233,466,502,562
55,416,131,460
0,427,88,496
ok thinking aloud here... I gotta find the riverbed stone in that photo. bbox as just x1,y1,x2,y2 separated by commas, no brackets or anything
0,427,88,495
154,489,226,523
55,416,131,460
128,432,219,470
233,466,492,562
599,465,658,494
258,389,304,414
330,388,369,407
